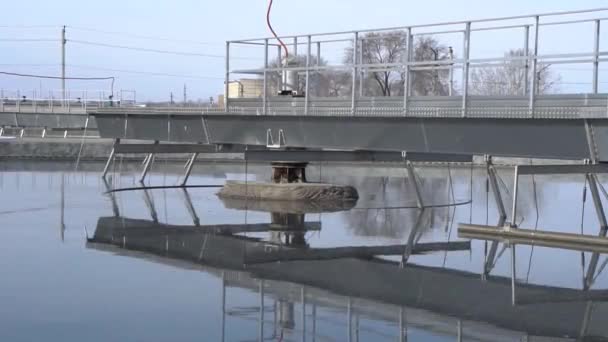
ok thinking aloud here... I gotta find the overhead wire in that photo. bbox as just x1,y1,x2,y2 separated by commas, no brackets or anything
67,64,224,80
66,25,223,46
66,39,226,58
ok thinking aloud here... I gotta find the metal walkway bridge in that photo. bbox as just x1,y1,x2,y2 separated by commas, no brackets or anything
86,8,608,161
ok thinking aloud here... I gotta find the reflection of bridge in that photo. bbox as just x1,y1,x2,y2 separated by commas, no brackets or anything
87,214,608,341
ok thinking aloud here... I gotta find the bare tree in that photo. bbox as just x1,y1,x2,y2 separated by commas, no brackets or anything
469,49,560,96
345,32,451,96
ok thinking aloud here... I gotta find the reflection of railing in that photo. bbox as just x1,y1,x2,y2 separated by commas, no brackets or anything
226,8,608,117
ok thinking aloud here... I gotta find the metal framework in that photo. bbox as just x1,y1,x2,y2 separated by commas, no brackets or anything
225,8,608,118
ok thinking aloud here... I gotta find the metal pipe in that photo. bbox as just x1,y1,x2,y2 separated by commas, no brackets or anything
461,22,471,117
459,224,608,251
101,142,117,179
181,152,198,186
351,32,358,116
529,16,540,117
224,42,230,111
488,165,507,221
140,153,154,183
511,165,520,227
406,161,425,209
593,20,600,94
305,35,311,115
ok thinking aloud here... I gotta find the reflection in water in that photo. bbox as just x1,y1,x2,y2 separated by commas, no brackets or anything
4,162,608,341
85,185,608,342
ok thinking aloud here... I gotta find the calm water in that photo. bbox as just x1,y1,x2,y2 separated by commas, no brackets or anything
1,160,607,341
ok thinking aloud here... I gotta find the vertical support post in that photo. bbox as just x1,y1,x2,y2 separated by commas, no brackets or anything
301,287,306,342
403,27,412,116
316,42,321,66
523,25,530,96
181,152,199,186
584,173,608,289
293,36,298,57
312,303,317,342
359,37,364,97
448,46,454,96
224,42,230,111
277,45,283,92
511,243,517,306
511,165,520,227
593,20,600,94
347,297,352,342
351,32,359,116
529,16,540,117
461,22,471,117
399,307,406,342
305,35,311,115
61,25,66,104
263,38,269,115
259,280,265,342
102,139,119,178
221,272,226,342
457,320,463,342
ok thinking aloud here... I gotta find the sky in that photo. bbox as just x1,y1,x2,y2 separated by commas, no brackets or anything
1,0,607,101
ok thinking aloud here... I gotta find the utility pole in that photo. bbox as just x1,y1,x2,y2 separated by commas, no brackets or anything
170,92,174,105
183,83,187,104
61,25,66,103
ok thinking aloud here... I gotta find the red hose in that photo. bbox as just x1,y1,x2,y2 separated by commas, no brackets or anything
266,0,289,60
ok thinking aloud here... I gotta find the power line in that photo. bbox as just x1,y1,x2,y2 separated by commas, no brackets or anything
67,25,223,46
0,25,57,29
0,71,114,81
67,39,226,58
0,38,56,42
68,64,224,80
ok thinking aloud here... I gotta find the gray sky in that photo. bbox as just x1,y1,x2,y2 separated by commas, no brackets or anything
1,0,606,101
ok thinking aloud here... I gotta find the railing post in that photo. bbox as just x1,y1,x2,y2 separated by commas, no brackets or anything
403,27,412,116
224,41,230,112
523,25,530,96
277,45,283,92
593,19,600,94
359,36,364,97
461,22,471,118
316,42,321,66
351,32,358,116
529,16,540,118
305,35,311,115
263,38,269,115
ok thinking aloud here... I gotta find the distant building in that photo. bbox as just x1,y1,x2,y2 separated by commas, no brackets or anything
228,78,264,98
